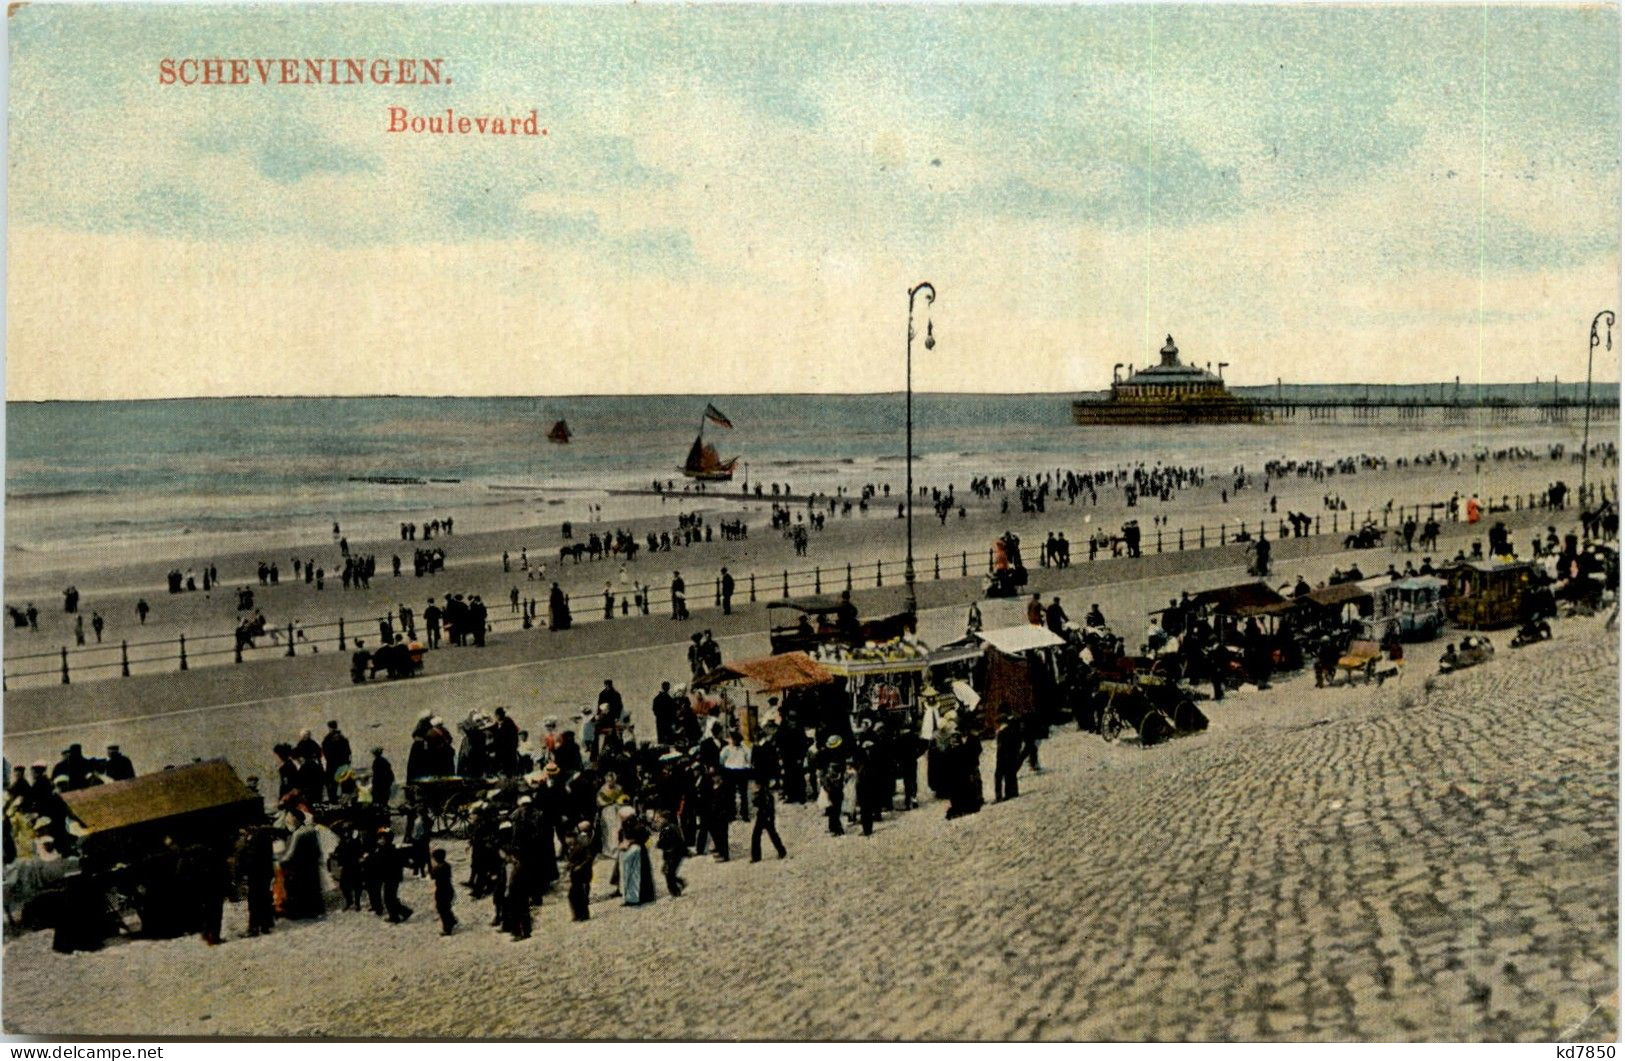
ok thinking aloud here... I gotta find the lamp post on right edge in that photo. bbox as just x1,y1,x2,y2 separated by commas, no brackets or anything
904,281,936,623
1583,310,1614,505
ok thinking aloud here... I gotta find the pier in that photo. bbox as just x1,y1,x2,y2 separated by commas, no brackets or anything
1246,397,1619,425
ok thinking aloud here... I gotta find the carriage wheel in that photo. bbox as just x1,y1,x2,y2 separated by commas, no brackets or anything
1174,698,1208,734
442,802,474,840
1138,710,1174,747
1100,703,1124,743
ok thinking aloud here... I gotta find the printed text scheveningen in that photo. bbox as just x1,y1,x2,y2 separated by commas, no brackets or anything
158,57,447,86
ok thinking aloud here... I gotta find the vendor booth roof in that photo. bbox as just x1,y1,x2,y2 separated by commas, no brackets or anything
1190,582,1291,617
1299,583,1372,609
694,651,834,693
976,625,1065,654
61,760,259,834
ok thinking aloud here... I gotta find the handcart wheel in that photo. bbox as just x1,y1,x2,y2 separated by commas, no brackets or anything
1173,698,1207,734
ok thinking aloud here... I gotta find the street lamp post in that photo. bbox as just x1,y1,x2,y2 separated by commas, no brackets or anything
1584,310,1614,505
905,281,936,621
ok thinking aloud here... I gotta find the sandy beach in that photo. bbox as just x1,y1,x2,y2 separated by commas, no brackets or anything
1,428,1616,1042
3,615,1615,1040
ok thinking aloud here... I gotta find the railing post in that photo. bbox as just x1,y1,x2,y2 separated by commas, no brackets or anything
235,639,244,664
1260,520,1266,541
814,566,822,594
961,551,968,577
287,622,297,657
338,617,346,651
1220,522,1226,544
876,560,883,586
1199,526,1206,549
179,634,188,672
1156,529,1163,553
1316,515,1322,535
121,639,131,677
749,573,757,602
782,571,789,599
60,646,70,685
988,549,995,573
1178,528,1184,551
933,554,940,580
845,563,853,591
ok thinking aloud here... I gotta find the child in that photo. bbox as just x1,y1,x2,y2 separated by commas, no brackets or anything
408,811,431,877
655,811,687,897
430,848,457,936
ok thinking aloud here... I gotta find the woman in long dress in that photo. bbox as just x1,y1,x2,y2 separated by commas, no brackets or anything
278,816,326,919
617,809,656,906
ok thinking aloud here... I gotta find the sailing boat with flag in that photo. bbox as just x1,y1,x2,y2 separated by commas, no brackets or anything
547,420,572,444
682,402,739,481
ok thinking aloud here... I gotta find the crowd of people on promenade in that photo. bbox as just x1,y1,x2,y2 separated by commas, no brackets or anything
8,442,1617,707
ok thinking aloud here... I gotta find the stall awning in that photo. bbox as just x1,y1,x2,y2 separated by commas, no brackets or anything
1299,582,1372,610
1190,581,1291,617
61,760,260,834
976,625,1065,654
693,651,834,693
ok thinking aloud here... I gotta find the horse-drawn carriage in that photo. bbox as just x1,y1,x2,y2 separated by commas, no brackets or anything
402,778,486,839
1087,668,1208,746
12,761,268,945
1362,576,1447,642
1443,560,1540,630
766,595,915,656
1344,523,1386,550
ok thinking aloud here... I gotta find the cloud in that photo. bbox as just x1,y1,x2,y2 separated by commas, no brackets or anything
188,117,376,184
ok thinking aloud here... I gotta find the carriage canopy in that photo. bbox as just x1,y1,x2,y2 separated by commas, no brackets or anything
1188,581,1292,618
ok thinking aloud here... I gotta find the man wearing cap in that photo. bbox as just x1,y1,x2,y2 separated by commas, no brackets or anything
101,745,135,782
51,744,96,791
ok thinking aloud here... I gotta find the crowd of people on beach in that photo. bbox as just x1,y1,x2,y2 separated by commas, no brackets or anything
8,485,1620,958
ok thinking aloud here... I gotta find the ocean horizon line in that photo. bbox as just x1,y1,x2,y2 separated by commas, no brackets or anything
9,382,1622,406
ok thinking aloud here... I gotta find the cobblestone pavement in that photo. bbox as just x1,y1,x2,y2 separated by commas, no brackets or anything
5,622,1617,1041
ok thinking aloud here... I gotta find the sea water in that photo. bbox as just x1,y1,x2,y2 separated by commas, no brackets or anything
4,392,1605,554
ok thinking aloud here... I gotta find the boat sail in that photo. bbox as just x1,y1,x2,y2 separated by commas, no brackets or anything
682,403,739,481
547,420,572,444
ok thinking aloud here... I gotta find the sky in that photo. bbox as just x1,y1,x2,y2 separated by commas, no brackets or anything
5,2,1621,400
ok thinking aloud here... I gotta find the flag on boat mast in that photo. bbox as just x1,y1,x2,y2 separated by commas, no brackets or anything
703,403,734,429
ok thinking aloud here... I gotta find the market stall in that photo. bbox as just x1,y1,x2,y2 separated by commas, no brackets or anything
970,624,1066,735
693,651,836,739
